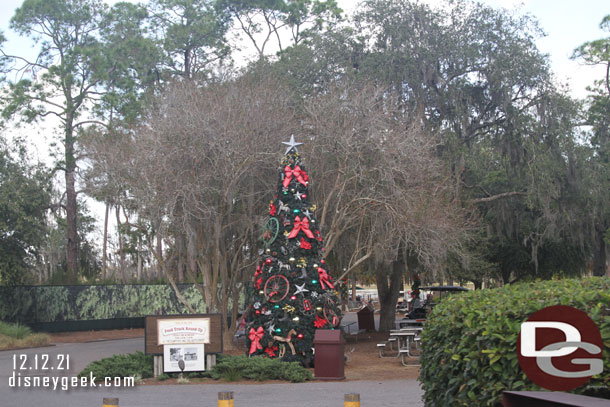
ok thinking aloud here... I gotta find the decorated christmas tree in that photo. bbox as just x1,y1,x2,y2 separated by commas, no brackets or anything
245,136,342,365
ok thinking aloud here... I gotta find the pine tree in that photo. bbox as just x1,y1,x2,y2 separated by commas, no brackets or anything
245,136,342,365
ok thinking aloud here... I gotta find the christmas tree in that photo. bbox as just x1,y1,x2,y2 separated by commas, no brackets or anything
245,136,342,365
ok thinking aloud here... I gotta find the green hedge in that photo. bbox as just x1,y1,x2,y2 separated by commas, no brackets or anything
207,355,312,382
419,277,610,407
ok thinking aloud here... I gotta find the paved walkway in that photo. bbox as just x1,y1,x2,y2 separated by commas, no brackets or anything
1,338,424,407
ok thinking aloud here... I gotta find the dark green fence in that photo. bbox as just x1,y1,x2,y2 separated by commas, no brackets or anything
0,284,207,332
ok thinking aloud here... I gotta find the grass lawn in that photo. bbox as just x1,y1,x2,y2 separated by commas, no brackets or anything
0,321,50,350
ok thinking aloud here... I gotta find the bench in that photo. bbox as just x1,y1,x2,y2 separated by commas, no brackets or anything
341,322,365,343
413,336,421,350
399,348,420,366
345,328,365,343
377,337,398,357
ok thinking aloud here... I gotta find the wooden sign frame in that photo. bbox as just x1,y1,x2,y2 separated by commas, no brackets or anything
145,313,223,355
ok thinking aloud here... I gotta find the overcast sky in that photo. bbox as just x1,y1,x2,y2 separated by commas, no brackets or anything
1,0,608,242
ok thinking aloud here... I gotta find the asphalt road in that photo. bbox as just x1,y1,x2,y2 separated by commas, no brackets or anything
1,333,424,407
3,379,424,407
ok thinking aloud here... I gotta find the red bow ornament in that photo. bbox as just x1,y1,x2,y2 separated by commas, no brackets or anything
317,267,334,290
249,326,264,355
269,202,276,216
288,216,315,239
314,315,327,328
283,165,308,188
254,264,262,279
264,345,278,358
300,237,312,249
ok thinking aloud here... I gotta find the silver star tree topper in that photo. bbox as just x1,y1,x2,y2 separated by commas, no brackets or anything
282,134,303,155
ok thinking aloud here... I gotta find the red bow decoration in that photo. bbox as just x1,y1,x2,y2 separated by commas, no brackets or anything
314,315,327,328
264,345,278,358
269,202,276,216
288,216,314,239
283,165,308,188
300,237,312,250
317,267,334,290
256,277,263,290
248,327,264,355
254,264,262,278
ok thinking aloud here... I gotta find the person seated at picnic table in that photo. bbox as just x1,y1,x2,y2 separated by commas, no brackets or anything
406,289,427,319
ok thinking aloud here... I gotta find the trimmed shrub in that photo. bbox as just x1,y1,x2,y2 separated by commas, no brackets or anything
419,277,610,406
79,351,153,380
209,355,312,382
78,353,311,383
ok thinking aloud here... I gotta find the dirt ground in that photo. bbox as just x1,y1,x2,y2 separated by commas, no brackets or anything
48,328,420,382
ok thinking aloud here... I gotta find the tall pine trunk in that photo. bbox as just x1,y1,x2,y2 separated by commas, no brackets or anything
156,233,163,279
593,225,608,276
116,206,125,281
102,201,109,280
65,122,78,283
137,236,142,281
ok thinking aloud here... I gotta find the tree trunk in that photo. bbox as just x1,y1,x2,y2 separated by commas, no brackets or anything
375,259,404,332
102,201,109,280
137,238,142,281
184,49,191,79
501,268,511,285
592,226,608,277
177,233,185,283
116,206,125,281
156,232,163,279
65,149,78,283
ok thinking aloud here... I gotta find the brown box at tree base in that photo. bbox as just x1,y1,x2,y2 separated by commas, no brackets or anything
357,304,375,331
313,329,345,380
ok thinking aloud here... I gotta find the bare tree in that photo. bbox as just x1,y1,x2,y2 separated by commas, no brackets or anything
301,83,475,330
88,74,295,348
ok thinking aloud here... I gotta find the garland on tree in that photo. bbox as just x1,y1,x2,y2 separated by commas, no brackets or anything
244,136,342,365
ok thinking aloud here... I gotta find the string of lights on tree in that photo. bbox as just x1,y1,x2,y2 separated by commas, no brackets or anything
245,136,342,364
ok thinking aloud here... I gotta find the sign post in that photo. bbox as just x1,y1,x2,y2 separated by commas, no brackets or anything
145,314,223,377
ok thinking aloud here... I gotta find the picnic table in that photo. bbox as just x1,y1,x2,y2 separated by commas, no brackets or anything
398,318,425,328
378,327,423,365
390,331,416,354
